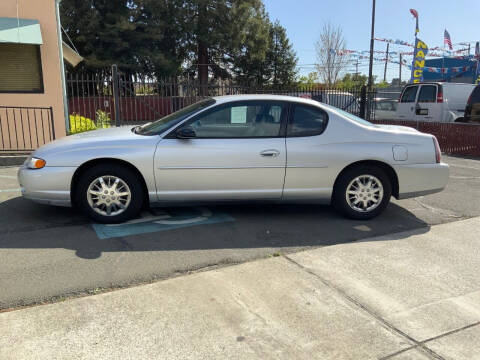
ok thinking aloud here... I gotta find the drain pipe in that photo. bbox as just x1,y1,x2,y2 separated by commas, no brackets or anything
54,0,70,134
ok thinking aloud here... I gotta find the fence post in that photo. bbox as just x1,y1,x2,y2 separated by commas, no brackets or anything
359,85,367,119
49,106,56,139
112,64,121,127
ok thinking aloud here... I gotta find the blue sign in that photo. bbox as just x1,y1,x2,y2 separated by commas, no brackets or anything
92,207,234,239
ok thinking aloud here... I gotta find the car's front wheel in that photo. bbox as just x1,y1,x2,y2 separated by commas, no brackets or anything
333,165,391,220
76,164,144,223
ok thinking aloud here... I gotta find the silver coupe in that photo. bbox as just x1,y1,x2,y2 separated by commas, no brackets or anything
18,95,449,223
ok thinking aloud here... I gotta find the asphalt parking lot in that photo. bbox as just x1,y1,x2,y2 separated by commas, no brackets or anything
0,155,479,310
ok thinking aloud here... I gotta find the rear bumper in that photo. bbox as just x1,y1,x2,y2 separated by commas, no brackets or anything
18,166,77,207
394,162,449,200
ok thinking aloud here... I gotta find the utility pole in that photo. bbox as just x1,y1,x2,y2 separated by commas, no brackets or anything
468,43,471,56
399,53,402,85
367,0,376,90
355,58,359,75
383,43,389,83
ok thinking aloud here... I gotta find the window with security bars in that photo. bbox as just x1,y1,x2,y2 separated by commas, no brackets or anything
0,43,44,93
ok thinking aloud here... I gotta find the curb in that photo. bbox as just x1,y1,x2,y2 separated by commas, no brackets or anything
0,156,28,166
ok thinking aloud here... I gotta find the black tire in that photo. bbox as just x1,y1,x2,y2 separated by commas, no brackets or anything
333,165,392,220
76,164,144,223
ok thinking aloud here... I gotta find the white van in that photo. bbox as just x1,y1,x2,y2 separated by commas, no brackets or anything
396,82,475,122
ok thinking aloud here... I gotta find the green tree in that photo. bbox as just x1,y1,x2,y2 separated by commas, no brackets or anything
183,0,272,90
133,0,188,77
230,4,271,86
60,0,297,88
266,20,298,86
232,18,298,87
336,73,368,88
61,0,138,72
298,72,319,86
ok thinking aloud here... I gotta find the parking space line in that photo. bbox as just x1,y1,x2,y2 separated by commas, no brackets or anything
92,207,234,239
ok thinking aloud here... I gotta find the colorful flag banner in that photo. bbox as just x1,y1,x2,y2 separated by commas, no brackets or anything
410,9,419,35
444,30,453,50
410,38,428,83
374,37,471,53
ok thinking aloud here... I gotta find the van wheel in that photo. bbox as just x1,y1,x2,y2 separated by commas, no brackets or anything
76,164,144,223
333,165,391,220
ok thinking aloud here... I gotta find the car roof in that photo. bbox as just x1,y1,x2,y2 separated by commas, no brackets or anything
404,82,475,87
212,94,323,107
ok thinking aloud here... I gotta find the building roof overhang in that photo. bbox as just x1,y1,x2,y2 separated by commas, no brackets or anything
0,17,43,45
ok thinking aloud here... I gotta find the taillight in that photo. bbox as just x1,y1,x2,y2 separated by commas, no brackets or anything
436,86,443,103
433,136,441,163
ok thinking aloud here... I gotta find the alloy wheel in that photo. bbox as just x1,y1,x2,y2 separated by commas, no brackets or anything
86,175,132,217
345,175,384,213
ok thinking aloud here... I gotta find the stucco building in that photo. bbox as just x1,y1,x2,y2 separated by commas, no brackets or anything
0,0,80,152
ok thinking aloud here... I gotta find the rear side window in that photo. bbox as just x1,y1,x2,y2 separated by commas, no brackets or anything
418,85,437,103
288,105,328,137
400,86,418,103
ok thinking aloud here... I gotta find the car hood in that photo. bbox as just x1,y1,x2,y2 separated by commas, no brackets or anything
33,126,151,157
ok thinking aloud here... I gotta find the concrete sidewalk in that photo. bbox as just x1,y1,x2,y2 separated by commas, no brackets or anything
1,218,480,360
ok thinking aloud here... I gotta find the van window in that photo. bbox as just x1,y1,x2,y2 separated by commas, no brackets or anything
418,85,437,103
400,86,418,103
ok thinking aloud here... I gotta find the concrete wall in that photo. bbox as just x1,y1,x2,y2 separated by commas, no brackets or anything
0,0,66,139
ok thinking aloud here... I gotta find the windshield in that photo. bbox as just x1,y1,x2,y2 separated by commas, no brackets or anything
137,98,216,135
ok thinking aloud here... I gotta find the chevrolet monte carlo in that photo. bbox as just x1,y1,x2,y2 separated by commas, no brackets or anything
18,95,449,223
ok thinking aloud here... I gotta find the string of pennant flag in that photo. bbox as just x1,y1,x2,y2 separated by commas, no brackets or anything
337,51,475,73
330,49,474,60
374,37,472,53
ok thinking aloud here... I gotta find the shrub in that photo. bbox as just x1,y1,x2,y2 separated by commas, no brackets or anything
68,110,111,135
69,114,96,134
95,110,111,128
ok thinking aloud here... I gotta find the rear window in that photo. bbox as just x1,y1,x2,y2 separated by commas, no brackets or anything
418,85,437,103
288,105,328,137
400,86,418,103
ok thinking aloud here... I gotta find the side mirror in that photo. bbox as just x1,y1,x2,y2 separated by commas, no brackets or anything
176,126,196,139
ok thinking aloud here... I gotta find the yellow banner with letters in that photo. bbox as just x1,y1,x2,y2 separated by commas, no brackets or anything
410,38,428,83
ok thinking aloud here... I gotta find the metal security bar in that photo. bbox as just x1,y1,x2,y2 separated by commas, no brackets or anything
0,106,55,152
67,66,377,128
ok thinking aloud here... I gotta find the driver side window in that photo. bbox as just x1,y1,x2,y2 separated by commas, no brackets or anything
186,101,285,138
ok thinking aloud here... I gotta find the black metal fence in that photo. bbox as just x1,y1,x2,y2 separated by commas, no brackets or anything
0,106,55,153
66,66,377,130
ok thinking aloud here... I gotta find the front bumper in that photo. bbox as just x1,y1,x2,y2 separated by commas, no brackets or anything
394,162,449,200
18,166,77,207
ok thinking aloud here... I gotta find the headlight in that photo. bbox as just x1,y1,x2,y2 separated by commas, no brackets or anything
26,157,46,169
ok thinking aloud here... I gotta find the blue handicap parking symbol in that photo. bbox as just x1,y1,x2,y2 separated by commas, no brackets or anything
92,207,234,239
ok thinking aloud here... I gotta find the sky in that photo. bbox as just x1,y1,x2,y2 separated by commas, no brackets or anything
263,0,480,82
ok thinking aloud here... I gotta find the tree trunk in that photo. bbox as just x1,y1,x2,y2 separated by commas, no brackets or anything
198,41,209,95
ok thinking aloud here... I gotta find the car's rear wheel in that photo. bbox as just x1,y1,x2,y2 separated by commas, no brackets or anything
333,165,391,220
76,164,144,223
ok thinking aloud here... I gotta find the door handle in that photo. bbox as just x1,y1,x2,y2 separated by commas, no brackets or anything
260,149,280,157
